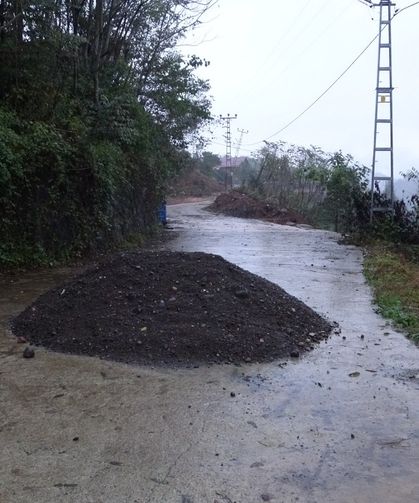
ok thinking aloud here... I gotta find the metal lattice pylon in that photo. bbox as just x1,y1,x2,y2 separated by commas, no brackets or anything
370,0,395,220
234,128,249,167
220,114,237,190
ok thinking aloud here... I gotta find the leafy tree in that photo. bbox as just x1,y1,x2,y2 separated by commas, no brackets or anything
322,152,369,232
247,142,329,218
0,0,214,266
194,151,221,177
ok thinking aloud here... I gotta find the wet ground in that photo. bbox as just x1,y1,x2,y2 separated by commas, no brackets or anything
1,202,419,503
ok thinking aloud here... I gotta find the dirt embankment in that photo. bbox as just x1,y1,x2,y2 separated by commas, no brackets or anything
167,169,223,204
208,190,308,226
12,251,332,366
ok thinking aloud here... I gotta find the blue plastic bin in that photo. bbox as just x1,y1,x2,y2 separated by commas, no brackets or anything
158,202,167,225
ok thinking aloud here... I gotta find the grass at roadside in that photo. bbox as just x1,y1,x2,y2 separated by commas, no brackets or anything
364,244,419,344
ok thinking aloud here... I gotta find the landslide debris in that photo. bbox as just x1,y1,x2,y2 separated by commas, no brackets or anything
12,251,332,366
208,190,307,225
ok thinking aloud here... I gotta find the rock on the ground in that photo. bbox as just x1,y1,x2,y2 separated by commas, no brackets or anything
22,347,35,359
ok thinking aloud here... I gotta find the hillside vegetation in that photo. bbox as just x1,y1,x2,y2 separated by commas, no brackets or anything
0,0,213,266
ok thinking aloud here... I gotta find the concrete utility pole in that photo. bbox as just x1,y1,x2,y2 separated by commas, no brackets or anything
369,0,396,220
220,114,237,190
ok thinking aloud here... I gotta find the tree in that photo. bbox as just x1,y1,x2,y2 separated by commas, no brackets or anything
0,0,215,265
322,152,369,232
248,142,329,217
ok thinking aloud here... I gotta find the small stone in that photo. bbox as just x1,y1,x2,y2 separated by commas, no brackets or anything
73,436,79,442
290,350,300,358
235,289,249,299
261,494,272,502
360,334,365,339
351,433,355,439
17,336,27,344
23,347,35,359
230,392,236,397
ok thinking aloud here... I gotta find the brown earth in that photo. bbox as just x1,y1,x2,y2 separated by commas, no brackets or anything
167,196,214,205
167,169,223,202
12,251,332,366
208,190,308,225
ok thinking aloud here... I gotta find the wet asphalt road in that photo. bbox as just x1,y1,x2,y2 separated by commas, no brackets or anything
1,202,419,503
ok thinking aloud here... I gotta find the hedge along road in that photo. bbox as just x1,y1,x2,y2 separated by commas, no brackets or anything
0,201,418,503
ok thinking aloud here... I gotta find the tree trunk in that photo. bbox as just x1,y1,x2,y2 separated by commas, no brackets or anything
92,0,103,104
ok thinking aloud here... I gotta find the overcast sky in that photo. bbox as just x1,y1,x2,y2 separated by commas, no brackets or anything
183,0,419,177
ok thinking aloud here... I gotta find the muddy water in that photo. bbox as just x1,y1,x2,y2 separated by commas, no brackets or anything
1,202,419,503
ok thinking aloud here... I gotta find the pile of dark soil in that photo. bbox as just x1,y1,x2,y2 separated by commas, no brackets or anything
12,252,332,366
208,190,308,225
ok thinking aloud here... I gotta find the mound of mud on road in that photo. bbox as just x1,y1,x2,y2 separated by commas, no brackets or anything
12,252,332,366
208,190,307,225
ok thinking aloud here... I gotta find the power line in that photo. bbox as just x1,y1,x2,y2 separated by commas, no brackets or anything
230,0,328,109
269,2,353,84
357,0,419,12
212,140,254,154
260,0,312,66
394,1,419,15
244,33,381,147
212,1,419,155
243,1,419,148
